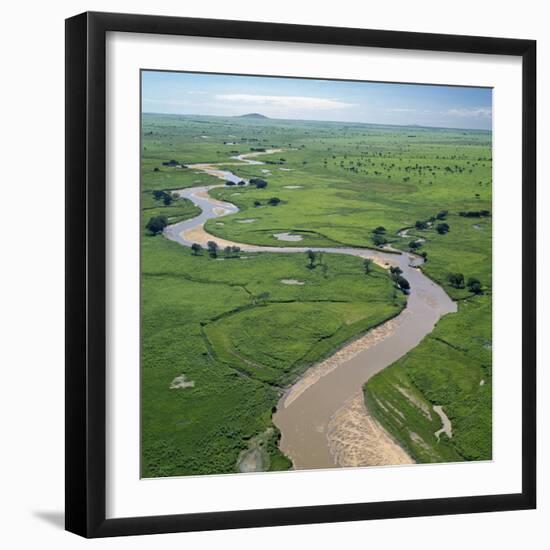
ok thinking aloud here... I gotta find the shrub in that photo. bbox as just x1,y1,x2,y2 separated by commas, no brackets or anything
395,275,410,292
372,234,387,246
145,215,168,235
250,177,268,189
436,222,450,234
207,241,219,258
448,272,465,289
467,277,483,294
390,266,403,276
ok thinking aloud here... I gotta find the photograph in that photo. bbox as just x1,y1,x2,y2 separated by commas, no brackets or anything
140,70,493,478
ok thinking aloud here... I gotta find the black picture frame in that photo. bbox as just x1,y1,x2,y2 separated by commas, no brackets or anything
65,11,536,538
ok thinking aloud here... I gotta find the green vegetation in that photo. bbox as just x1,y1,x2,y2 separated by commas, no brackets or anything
141,220,404,477
141,112,492,474
364,296,492,462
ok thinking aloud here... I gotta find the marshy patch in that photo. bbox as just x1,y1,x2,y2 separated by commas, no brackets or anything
169,374,195,390
280,279,305,285
273,232,303,242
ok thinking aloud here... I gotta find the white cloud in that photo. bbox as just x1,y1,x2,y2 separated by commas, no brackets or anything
386,107,417,113
215,94,354,111
446,107,492,118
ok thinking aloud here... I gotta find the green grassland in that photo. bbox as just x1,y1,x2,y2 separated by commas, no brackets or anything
141,113,493,474
141,227,404,477
365,296,492,462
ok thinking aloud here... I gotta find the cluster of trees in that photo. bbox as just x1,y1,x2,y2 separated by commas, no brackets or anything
161,160,181,167
145,215,168,235
390,266,410,293
305,250,327,271
197,241,243,259
458,210,491,218
321,150,488,183
152,189,177,206
415,210,449,232
371,226,387,247
253,197,281,207
447,273,483,294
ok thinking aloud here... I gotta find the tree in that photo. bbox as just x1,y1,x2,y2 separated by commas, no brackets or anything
372,233,387,247
363,258,373,275
268,197,281,206
390,266,403,276
409,240,422,250
306,249,316,269
191,243,202,256
253,200,262,207
448,272,465,289
224,246,232,256
206,241,219,258
415,220,429,230
237,180,246,186
467,277,482,294
436,222,450,235
373,226,386,235
162,193,173,206
231,246,241,256
250,177,267,189
395,275,410,292
436,210,448,220
145,215,168,235
225,180,236,186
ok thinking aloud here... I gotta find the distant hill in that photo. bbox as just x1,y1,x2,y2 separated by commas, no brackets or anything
237,113,269,119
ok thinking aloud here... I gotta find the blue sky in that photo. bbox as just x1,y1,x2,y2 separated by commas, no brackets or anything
142,71,492,130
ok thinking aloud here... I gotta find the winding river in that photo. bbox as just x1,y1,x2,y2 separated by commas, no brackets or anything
164,151,457,470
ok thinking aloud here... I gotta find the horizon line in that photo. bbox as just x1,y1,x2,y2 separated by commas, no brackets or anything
141,111,492,133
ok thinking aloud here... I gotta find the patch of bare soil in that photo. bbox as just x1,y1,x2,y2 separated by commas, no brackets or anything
280,279,305,285
169,374,195,389
182,225,247,250
433,405,453,440
327,393,414,467
236,428,273,473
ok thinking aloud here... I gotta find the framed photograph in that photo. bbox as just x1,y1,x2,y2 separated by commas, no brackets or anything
65,11,536,538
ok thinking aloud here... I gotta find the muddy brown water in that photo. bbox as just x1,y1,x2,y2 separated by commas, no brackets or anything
165,151,457,470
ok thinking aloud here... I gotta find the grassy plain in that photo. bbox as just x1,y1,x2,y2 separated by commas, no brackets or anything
141,221,403,476
141,113,492,474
